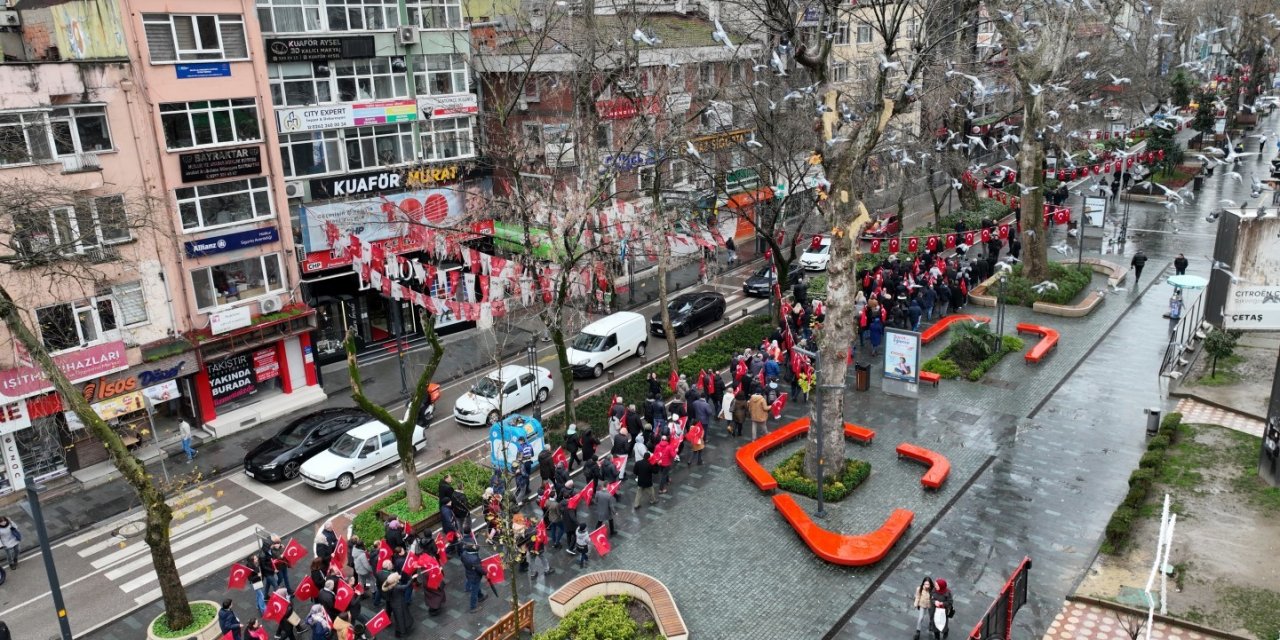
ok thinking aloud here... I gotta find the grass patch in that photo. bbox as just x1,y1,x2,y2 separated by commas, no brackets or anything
921,322,1023,381
1217,585,1280,640
150,602,218,638
997,262,1094,307
1193,354,1245,386
352,459,490,544
770,450,871,502
1101,413,1183,554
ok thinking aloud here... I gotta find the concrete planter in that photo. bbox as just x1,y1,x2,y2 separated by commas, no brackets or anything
147,601,221,640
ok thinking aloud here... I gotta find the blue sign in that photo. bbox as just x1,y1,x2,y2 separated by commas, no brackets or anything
184,227,280,257
176,63,231,79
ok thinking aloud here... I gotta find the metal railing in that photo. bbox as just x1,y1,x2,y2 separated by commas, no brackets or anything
1159,289,1206,378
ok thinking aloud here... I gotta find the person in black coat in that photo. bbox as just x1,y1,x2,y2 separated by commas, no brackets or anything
576,428,599,461
317,579,338,619
537,449,555,484
437,474,455,506
563,425,581,470
382,572,414,637
646,372,662,398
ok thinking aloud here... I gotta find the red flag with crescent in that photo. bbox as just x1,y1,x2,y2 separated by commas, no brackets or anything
263,592,290,623
332,536,348,571
668,369,678,392
283,538,307,567
434,533,448,565
365,610,392,636
401,551,417,575
869,238,881,254
538,482,554,508
552,446,568,468
945,234,957,248
611,455,626,475
377,539,392,568
590,525,612,556
334,579,355,612
926,236,939,251
481,553,505,584
887,237,900,253
980,228,992,243
907,237,919,253
294,575,319,601
422,556,444,589
998,224,1010,240
228,563,252,590
1055,208,1070,224
963,231,975,246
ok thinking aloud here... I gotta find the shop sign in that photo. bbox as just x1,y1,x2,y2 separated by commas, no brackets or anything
179,146,263,183
184,227,280,258
309,164,464,199
0,401,31,436
595,96,660,120
276,98,417,133
253,348,280,382
141,379,180,404
265,36,375,63
92,391,146,421
2,434,23,490
208,353,256,407
300,188,465,254
210,306,253,335
0,340,128,402
81,356,190,403
417,93,478,119
602,150,663,171
176,63,231,79
689,128,753,154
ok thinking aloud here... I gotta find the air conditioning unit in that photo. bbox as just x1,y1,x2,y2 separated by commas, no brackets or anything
0,10,19,26
396,25,419,45
284,181,305,199
260,296,283,313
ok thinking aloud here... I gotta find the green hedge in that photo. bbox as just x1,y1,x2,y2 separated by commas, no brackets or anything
921,336,1024,381
855,200,1012,274
999,262,1094,307
151,602,218,638
1102,412,1183,554
542,316,774,446
352,459,489,544
771,450,871,502
535,595,663,640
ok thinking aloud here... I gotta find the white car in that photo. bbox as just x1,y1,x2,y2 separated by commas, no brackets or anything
453,364,554,427
300,420,426,490
799,237,832,271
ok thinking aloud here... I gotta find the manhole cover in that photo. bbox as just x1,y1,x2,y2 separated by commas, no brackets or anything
948,411,981,425
116,521,145,539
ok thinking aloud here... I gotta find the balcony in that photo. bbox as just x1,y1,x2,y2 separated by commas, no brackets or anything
60,153,102,174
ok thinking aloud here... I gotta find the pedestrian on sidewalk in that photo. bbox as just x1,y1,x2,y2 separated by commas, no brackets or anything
384,571,414,635
748,391,768,439
564,424,581,471
929,578,955,639
633,453,657,507
688,421,705,466
1131,250,1148,283
352,538,373,595
726,237,737,265
218,599,243,638
593,483,616,536
0,517,21,569
460,540,487,612
574,524,590,568
305,604,332,640
1174,253,1188,275
179,418,196,462
719,385,734,434
653,435,676,493
913,577,936,639
544,498,565,548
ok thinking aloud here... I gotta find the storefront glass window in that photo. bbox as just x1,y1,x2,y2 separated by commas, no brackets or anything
17,416,67,482
191,253,286,310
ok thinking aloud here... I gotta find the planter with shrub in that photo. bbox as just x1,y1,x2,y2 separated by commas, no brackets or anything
771,450,871,502
353,459,490,543
1101,412,1184,554
921,323,1024,381
536,595,665,640
148,601,220,640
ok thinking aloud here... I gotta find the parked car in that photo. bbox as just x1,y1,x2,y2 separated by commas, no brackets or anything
983,167,1016,188
860,214,902,240
243,408,371,481
299,420,427,490
453,365,554,427
566,311,648,378
742,263,802,297
650,291,727,337
799,237,833,271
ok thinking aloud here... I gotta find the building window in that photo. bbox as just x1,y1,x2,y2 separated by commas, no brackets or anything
831,62,849,82
323,0,399,31
344,123,414,169
36,298,118,352
521,78,540,102
280,130,342,177
190,253,285,311
414,54,468,96
730,62,745,84
176,177,273,232
256,0,322,33
111,282,149,326
142,14,248,63
421,117,474,161
699,64,716,86
14,195,131,258
638,165,655,192
269,62,333,106
0,112,53,166
856,24,872,44
521,122,543,148
835,20,850,45
906,19,919,39
160,99,261,150
407,0,462,30
595,122,611,151
669,158,689,186
49,106,112,155
334,57,409,101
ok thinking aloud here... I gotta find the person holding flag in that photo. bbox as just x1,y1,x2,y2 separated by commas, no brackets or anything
687,420,705,466
304,604,332,640
459,539,488,612
218,599,243,639
525,517,554,583
592,482,617,536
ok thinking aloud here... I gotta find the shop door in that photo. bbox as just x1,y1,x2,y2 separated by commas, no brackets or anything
18,416,67,482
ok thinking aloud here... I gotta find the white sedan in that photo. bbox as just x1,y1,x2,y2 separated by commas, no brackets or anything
300,420,426,490
453,364,554,427
799,237,832,271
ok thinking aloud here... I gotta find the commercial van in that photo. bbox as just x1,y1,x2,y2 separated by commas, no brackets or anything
566,311,648,378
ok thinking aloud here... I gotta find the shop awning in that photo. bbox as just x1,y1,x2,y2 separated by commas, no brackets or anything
725,188,774,209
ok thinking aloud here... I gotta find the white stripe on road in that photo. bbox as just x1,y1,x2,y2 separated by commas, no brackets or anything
65,490,208,552
104,514,249,580
230,472,324,522
90,506,234,569
77,497,218,558
119,527,259,593
129,539,261,604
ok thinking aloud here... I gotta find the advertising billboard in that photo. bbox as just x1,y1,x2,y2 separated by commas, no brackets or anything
1222,216,1280,330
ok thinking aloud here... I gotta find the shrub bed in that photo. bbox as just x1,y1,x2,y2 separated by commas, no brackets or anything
922,322,1024,381
998,262,1093,308
151,601,218,638
1101,412,1183,554
536,595,664,640
771,450,871,502
352,459,489,544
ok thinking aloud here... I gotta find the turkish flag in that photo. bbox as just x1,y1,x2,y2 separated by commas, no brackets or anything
611,455,626,475
1156,149,1165,161
434,533,448,565
907,237,920,253
481,554,505,584
945,234,957,248
294,575,319,601
887,237,900,253
963,231,975,246
402,551,418,575
590,525,612,556
1054,208,1070,224
377,540,392,568
869,238,881,254
538,482,554,509
332,536,348,570
926,236,938,251
668,369,679,392
365,610,392,636
334,579,355,612
980,228,992,243
998,224,1010,240
607,480,622,496
228,563,252,590
283,538,307,568
263,592,290,623
552,446,568,468
770,392,789,420
222,633,237,640
422,558,444,589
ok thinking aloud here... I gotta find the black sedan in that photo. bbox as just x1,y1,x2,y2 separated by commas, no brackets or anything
650,292,727,337
244,408,371,481
742,264,802,297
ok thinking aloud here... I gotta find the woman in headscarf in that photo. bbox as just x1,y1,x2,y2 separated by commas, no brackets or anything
305,604,332,640
929,578,954,639
270,587,299,640
383,570,415,636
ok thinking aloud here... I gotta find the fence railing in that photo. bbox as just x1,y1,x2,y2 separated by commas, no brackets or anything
1159,289,1207,378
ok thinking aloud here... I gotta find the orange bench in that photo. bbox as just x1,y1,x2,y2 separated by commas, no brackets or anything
843,422,876,445
1016,322,1059,364
735,418,809,491
918,371,941,387
773,494,914,566
920,314,993,345
895,442,951,490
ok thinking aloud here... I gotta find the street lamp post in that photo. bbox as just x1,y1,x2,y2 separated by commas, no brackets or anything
995,274,1008,346
27,484,72,640
394,301,409,396
526,339,542,421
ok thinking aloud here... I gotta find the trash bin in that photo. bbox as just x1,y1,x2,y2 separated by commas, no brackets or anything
1145,408,1161,436
854,364,871,391
1193,174,1204,191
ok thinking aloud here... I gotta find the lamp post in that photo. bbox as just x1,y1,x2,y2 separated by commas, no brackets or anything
793,345,827,518
394,300,409,396
995,274,1008,346
27,483,72,640
526,339,542,420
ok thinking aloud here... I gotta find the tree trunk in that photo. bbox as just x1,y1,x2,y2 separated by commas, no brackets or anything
551,326,573,424
1016,92,1050,283
0,286,193,629
656,249,679,372
803,226,861,479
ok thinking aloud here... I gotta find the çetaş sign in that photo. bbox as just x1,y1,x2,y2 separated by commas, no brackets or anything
180,146,263,183
265,36,375,63
184,227,280,258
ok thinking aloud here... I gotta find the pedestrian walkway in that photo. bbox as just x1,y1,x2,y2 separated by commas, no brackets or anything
1042,599,1229,640
1173,397,1264,438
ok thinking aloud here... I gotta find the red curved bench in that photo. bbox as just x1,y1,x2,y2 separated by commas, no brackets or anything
736,418,880,491
1016,323,1059,364
895,443,951,490
921,314,992,345
773,494,914,566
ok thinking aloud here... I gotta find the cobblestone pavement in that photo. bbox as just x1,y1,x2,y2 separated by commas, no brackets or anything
1173,398,1264,437
1042,600,1224,640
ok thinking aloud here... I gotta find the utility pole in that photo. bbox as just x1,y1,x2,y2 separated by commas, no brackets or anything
28,484,72,640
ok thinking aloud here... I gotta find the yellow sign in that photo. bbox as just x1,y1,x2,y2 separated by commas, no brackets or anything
690,128,753,154
92,391,146,420
404,164,462,189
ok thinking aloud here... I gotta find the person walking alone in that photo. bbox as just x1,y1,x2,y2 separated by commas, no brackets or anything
0,517,20,570
1131,250,1148,283
179,418,197,462
632,453,657,508
725,236,737,266
913,577,935,640
1174,253,1188,276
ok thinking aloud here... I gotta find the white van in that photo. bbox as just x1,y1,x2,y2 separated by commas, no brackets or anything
566,311,648,378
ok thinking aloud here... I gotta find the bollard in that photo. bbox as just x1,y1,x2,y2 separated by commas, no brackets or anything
608,371,616,381
741,309,748,318
698,329,705,338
